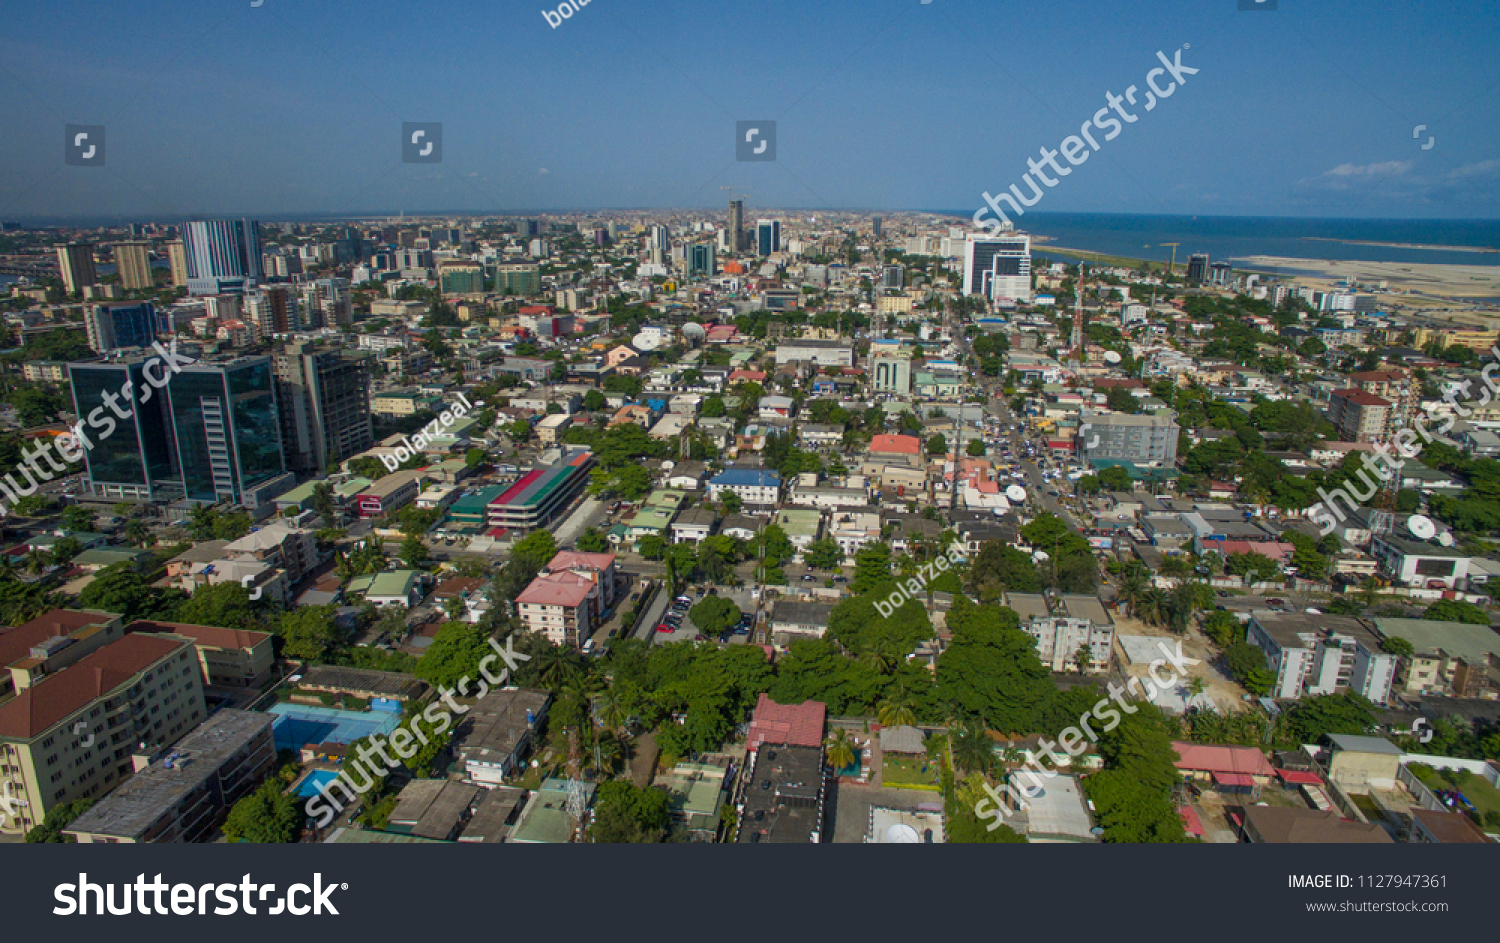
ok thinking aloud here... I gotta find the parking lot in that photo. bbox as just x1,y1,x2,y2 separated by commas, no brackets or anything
649,585,760,646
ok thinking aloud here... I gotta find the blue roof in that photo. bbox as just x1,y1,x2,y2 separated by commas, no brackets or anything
710,469,782,487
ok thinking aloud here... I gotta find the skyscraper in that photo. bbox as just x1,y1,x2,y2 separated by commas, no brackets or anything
244,285,298,339
113,241,154,291
727,200,745,253
67,358,179,502
181,219,262,295
688,243,717,276
962,233,1031,302
272,342,373,473
167,357,287,504
84,301,157,353
55,243,97,295
166,240,188,288
1186,254,1209,284
756,220,780,257
871,216,883,238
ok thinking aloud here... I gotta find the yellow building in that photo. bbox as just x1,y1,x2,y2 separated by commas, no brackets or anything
0,632,205,834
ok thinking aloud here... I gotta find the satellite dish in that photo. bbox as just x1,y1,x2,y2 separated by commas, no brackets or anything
1437,531,1455,547
1032,550,1050,562
1005,484,1028,502
682,322,706,343
1407,515,1437,540
1103,350,1123,364
631,332,663,352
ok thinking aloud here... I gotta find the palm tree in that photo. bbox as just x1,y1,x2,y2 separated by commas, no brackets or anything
1117,564,1150,617
859,644,895,675
824,729,856,773
877,698,917,729
441,595,467,622
1137,587,1167,627
123,518,151,549
951,722,994,775
23,549,50,575
1359,577,1381,608
532,645,580,691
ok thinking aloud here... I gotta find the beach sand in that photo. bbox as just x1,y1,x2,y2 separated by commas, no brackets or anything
1238,254,1500,302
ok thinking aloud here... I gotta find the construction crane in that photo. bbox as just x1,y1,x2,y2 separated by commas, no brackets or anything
1160,243,1181,276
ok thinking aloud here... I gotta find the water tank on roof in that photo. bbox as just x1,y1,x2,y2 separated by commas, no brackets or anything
886,823,920,844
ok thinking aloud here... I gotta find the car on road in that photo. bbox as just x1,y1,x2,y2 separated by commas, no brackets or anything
801,574,816,581
833,576,847,583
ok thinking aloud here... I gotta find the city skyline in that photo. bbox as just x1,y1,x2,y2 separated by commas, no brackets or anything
0,0,1496,220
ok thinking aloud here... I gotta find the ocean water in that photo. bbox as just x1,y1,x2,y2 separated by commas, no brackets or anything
936,212,1500,270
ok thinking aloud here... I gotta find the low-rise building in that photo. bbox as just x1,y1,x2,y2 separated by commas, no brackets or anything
456,687,551,786
127,621,275,689
64,710,275,843
1247,611,1396,704
708,468,782,507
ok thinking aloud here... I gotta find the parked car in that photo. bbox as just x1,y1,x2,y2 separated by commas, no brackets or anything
655,623,674,633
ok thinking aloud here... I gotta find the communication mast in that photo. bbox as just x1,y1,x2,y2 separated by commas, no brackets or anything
1068,262,1087,375
565,727,588,838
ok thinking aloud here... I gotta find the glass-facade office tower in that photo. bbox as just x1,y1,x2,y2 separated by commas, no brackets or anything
67,359,179,502
67,355,286,505
182,219,262,295
962,233,1032,302
84,301,157,353
168,358,284,503
756,219,780,256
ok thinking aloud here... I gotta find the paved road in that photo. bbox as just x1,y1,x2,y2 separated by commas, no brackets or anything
985,398,1080,529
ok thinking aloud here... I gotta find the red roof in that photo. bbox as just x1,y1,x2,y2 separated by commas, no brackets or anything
1276,769,1324,785
1172,741,1275,777
1178,805,1205,836
0,634,186,739
869,434,920,456
1212,771,1256,787
745,694,825,752
1332,388,1391,407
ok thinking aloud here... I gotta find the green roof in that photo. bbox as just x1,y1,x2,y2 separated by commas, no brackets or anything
350,570,420,598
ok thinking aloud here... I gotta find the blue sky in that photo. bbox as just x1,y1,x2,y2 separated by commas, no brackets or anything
1,0,1497,220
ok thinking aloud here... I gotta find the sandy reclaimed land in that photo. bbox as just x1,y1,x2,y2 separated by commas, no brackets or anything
1238,254,1500,302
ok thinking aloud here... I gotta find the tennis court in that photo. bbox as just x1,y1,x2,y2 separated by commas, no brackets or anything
268,703,402,751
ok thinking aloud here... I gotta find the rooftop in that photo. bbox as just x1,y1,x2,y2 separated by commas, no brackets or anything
1245,806,1392,843
745,694,825,752
0,633,188,740
63,710,273,840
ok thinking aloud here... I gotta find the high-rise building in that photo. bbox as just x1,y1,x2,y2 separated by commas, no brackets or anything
1210,261,1232,286
84,301,157,353
494,261,541,295
688,243,717,276
181,219,262,295
67,357,180,502
113,241,154,291
727,200,745,253
272,342,374,473
962,233,1031,302
1186,253,1209,284
55,242,97,295
882,264,904,290
244,284,298,339
167,357,288,504
756,219,781,256
650,225,669,253
871,216,883,238
517,218,540,237
438,260,486,295
166,240,188,288
298,278,352,328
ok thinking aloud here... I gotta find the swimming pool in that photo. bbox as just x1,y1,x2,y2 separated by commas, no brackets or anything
296,769,341,798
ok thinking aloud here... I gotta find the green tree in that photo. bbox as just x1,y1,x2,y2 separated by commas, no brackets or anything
24,799,94,843
1224,641,1275,696
173,581,259,628
413,623,493,689
222,780,301,843
583,389,607,411
852,543,893,594
824,728,857,772
576,529,609,553
590,781,671,843
688,596,741,636
802,537,844,571
60,505,95,532
966,439,987,457
399,534,427,569
1424,599,1490,625
925,434,948,457
278,604,343,662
